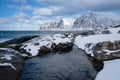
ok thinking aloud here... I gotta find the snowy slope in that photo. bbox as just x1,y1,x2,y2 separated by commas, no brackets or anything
96,59,120,80
72,12,120,30
58,18,75,29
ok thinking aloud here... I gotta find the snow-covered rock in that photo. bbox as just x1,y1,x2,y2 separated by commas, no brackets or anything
19,33,74,57
75,34,120,61
92,41,120,60
0,48,25,80
72,12,120,31
106,27,120,34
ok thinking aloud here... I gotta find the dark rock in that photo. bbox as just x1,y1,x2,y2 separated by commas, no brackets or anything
76,30,95,36
118,30,120,33
0,36,38,48
93,41,120,61
102,30,111,34
52,42,73,52
90,58,103,72
111,24,120,28
9,44,22,50
0,48,25,80
38,46,51,56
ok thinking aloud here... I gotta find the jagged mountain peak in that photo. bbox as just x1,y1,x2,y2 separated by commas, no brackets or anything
73,12,120,30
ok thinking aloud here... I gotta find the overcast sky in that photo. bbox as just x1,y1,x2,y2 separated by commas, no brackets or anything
0,0,120,30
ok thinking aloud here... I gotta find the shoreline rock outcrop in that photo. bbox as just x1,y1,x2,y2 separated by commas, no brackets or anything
0,48,25,80
19,33,74,57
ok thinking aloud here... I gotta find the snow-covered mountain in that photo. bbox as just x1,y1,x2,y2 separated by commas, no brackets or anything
57,18,74,29
72,12,120,30
40,21,58,30
40,12,120,30
39,18,74,30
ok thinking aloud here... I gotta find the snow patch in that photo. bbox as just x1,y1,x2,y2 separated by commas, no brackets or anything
107,27,120,34
1,54,14,60
97,49,120,55
0,63,16,70
96,59,120,80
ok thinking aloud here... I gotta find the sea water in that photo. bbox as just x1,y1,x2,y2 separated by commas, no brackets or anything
0,31,80,43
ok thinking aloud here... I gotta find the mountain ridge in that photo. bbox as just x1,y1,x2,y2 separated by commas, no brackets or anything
39,12,120,30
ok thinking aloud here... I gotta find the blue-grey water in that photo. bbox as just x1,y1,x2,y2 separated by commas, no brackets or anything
19,46,97,80
0,31,80,42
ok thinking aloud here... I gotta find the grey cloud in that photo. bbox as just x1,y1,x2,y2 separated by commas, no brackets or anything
36,0,120,11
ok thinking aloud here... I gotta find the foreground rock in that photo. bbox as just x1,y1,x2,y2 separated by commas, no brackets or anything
19,33,74,57
75,34,120,61
19,46,97,80
0,48,25,80
0,36,38,48
92,41,120,61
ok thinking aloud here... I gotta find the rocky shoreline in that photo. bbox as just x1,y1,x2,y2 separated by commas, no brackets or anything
0,30,120,80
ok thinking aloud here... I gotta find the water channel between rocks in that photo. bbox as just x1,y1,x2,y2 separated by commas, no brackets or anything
19,46,97,80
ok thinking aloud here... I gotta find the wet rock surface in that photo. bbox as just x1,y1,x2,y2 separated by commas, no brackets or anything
0,48,25,80
19,46,97,80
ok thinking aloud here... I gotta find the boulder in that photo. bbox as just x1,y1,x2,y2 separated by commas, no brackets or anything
92,41,120,61
118,30,120,33
52,42,73,52
102,30,111,34
19,33,74,57
0,36,38,48
0,48,25,80
75,30,95,36
38,46,51,56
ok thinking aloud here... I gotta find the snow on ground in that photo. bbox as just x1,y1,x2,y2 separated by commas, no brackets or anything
96,59,120,80
96,49,120,55
107,27,120,34
74,34,120,55
52,34,72,45
1,54,14,60
0,63,16,70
